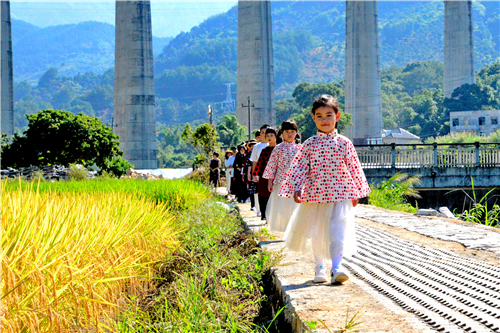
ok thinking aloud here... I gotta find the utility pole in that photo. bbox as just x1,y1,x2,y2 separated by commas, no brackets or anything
241,96,254,141
208,105,212,126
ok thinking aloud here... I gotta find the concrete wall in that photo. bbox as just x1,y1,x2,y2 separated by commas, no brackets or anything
1,1,14,136
450,110,500,135
363,166,500,189
114,1,157,169
236,1,275,133
344,1,383,144
444,1,475,98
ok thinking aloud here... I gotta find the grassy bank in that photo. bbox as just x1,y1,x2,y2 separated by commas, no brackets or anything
1,179,275,332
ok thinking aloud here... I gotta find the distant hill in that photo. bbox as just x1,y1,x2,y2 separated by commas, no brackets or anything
12,19,172,82
155,1,499,99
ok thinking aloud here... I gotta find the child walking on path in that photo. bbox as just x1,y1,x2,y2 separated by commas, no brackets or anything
279,95,370,285
262,120,302,232
253,127,277,221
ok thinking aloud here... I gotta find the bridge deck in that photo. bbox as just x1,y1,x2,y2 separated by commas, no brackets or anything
236,197,500,332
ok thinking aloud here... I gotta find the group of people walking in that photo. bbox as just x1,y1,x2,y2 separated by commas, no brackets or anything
223,94,370,285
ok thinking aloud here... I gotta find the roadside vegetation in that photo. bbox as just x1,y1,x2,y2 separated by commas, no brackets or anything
368,173,421,213
1,178,277,332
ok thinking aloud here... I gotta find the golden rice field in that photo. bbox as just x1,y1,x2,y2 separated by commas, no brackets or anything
1,181,185,332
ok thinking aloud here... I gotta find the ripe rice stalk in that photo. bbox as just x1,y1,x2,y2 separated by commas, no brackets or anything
1,181,181,332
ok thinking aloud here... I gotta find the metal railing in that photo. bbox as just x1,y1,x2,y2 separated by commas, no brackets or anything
355,142,500,168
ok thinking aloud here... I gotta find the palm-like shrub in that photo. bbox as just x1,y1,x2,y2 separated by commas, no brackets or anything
369,173,421,213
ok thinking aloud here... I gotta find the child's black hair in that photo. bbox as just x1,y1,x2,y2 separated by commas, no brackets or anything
254,130,261,138
265,127,277,137
311,94,339,115
260,124,270,131
281,119,298,132
213,152,219,157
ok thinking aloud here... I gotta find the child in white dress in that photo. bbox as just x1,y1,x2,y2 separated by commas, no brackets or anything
262,120,302,232
279,95,370,284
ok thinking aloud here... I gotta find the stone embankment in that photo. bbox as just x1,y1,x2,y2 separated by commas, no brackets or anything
1,165,72,181
224,188,500,333
120,168,166,180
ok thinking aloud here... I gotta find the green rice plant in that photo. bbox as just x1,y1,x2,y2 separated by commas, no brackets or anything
368,173,421,213
4,178,212,211
1,181,181,332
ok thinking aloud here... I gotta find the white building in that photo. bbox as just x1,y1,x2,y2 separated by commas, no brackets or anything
450,110,500,136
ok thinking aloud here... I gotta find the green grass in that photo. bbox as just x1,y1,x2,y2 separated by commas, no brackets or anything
118,201,278,332
368,173,421,213
424,129,500,145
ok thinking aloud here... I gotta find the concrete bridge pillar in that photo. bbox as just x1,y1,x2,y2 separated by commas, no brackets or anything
1,1,14,136
236,1,275,131
344,1,383,145
444,1,475,98
114,0,157,169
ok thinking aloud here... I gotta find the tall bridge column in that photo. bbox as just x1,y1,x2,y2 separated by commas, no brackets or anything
114,1,157,169
344,1,383,144
444,1,475,98
1,1,14,136
236,1,275,131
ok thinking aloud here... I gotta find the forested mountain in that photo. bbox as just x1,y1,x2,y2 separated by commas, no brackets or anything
12,19,172,82
11,1,500,137
155,1,499,101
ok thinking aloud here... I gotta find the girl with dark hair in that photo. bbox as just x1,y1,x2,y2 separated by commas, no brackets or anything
279,95,370,285
209,152,221,188
262,119,301,232
253,127,277,220
233,145,248,202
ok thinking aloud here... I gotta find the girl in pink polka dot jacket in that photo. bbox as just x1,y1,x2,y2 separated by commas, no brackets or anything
279,94,371,285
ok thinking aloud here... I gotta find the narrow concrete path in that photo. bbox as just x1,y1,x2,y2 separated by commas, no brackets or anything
223,189,500,333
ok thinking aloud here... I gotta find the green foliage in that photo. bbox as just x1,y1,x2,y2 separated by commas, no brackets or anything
117,200,278,332
369,173,421,213
216,114,247,147
444,83,500,112
67,163,88,181
157,123,197,168
181,123,219,160
292,82,344,109
454,179,500,227
425,130,500,144
1,109,131,176
275,98,301,125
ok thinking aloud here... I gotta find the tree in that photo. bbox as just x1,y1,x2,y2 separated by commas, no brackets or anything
1,109,132,176
292,82,343,109
216,114,247,147
444,83,499,112
181,123,219,162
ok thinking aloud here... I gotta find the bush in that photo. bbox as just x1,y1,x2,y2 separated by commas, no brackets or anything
1,109,129,176
369,173,421,213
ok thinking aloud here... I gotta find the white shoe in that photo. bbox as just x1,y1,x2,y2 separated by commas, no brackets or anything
257,211,261,217
313,265,328,283
331,270,349,284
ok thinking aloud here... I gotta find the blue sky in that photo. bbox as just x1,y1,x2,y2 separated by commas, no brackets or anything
10,1,237,37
